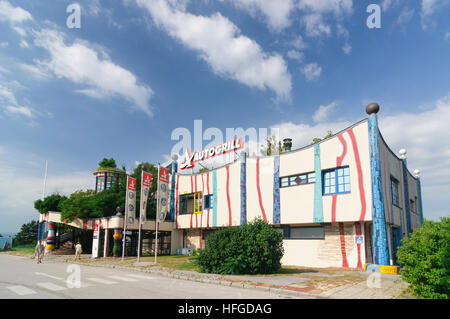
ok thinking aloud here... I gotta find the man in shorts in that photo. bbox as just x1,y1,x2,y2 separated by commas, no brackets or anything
35,241,44,264
75,241,82,260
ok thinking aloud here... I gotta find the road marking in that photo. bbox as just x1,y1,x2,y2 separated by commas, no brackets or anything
86,277,118,285
108,275,138,282
36,282,67,291
125,274,156,280
6,285,37,296
35,272,64,280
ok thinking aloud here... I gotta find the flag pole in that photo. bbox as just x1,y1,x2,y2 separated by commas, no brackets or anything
122,175,129,261
155,164,160,264
137,169,143,262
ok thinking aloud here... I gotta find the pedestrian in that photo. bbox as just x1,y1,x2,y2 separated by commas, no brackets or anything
75,241,82,260
35,240,44,264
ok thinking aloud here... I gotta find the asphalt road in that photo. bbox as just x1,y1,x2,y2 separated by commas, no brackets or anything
0,254,310,299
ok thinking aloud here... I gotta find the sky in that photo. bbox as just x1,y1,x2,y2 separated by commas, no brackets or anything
0,0,449,233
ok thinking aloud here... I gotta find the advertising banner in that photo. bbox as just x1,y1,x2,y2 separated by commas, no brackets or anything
126,176,137,225
157,166,169,222
140,171,153,224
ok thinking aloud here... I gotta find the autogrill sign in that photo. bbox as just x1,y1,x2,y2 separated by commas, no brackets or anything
180,138,244,170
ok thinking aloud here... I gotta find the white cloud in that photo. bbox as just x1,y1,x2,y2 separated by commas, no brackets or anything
381,0,402,11
394,7,415,29
420,0,450,30
303,13,331,37
0,41,8,48
287,50,304,62
19,39,30,49
342,42,352,55
4,105,33,118
312,101,337,123
272,94,450,221
224,0,295,32
291,35,308,50
0,0,33,24
0,84,18,105
32,28,154,117
302,62,322,82
136,0,292,101
17,62,52,81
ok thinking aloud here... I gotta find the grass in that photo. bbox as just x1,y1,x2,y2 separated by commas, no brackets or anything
0,244,36,257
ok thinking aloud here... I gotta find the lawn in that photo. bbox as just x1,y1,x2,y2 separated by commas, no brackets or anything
0,244,36,257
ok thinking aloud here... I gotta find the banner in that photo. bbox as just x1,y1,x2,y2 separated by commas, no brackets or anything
92,221,100,258
126,176,137,225
140,171,153,224
157,166,170,222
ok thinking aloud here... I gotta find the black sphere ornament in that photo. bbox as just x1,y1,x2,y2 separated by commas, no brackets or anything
366,103,380,115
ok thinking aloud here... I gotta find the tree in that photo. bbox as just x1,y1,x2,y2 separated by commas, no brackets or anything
98,158,117,169
397,217,450,299
198,218,284,274
34,193,68,214
260,136,285,156
14,220,38,245
312,130,333,144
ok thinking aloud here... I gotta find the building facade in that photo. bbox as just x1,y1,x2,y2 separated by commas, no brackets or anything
38,105,423,268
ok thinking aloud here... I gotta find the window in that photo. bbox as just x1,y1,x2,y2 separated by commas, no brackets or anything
391,178,400,207
410,199,415,213
282,226,325,239
96,176,105,192
204,194,213,209
280,172,315,188
323,167,350,195
179,192,203,215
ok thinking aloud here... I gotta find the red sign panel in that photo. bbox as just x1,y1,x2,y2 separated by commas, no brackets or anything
143,172,153,187
159,166,170,183
128,176,137,191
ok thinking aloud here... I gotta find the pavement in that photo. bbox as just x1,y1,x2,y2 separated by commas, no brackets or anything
22,253,411,299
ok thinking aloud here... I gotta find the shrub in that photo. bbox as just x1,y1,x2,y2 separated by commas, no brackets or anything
397,217,450,299
198,218,284,275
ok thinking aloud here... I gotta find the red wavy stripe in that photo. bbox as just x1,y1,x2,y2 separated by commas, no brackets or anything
355,222,362,269
348,129,366,221
332,134,347,222
195,175,198,228
256,158,267,223
339,223,349,268
201,174,204,229
226,165,232,226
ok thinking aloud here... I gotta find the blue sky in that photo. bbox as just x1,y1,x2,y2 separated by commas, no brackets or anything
0,0,449,233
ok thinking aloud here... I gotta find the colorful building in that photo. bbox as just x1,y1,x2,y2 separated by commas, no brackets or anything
38,104,423,268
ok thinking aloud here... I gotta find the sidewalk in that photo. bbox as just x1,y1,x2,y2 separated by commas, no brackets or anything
37,254,411,299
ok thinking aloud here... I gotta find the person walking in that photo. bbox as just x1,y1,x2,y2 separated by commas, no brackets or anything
35,240,44,264
75,241,82,260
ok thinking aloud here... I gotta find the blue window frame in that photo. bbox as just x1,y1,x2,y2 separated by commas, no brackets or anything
204,194,213,209
323,167,350,195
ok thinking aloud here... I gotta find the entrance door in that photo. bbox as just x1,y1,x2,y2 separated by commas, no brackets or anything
364,223,374,264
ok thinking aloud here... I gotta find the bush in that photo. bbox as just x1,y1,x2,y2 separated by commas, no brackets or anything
198,218,284,275
397,217,450,299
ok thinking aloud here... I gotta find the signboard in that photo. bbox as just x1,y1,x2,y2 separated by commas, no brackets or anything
126,176,137,223
355,235,364,244
91,221,100,258
180,138,244,170
139,171,153,223
157,166,169,222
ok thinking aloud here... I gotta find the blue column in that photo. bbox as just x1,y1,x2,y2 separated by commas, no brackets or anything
240,151,247,226
401,160,412,236
313,144,323,223
169,161,178,221
417,178,424,226
273,155,281,224
368,114,390,265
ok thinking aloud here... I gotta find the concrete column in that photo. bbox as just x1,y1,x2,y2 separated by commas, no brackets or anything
103,229,110,257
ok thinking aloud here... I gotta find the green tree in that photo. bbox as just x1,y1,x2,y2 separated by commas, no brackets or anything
260,136,285,156
312,130,333,144
34,193,68,214
198,218,284,275
98,158,117,169
397,217,450,299
14,220,38,245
